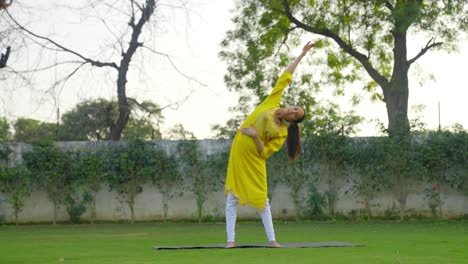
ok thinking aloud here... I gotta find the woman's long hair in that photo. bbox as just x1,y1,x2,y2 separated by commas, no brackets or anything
286,108,305,161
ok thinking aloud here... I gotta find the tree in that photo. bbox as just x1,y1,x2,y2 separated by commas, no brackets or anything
107,140,156,224
304,103,362,216
350,137,388,218
221,0,468,137
22,142,72,224
60,99,117,141
0,164,31,225
70,149,108,223
13,118,57,143
124,118,162,140
60,99,163,141
0,144,33,225
176,139,227,223
266,148,288,203
167,124,196,140
176,140,206,223
0,117,11,141
169,124,226,222
7,0,195,140
419,126,468,217
122,99,163,140
150,147,182,221
283,158,311,219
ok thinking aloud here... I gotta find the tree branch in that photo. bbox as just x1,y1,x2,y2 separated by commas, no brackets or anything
408,38,443,66
0,46,10,68
274,26,300,57
127,88,193,116
6,10,119,70
127,97,161,115
11,60,83,74
142,45,207,87
384,0,394,11
282,0,389,88
163,89,194,111
45,62,88,94
120,0,156,71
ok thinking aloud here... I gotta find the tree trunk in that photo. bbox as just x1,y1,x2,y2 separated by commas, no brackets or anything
129,200,135,224
197,201,203,223
437,185,443,218
14,208,19,226
109,0,156,140
110,69,130,140
91,195,96,224
398,199,406,221
326,163,338,217
384,30,410,137
396,189,408,221
291,186,302,221
53,201,58,225
13,193,20,226
163,193,168,221
385,86,409,137
196,191,204,223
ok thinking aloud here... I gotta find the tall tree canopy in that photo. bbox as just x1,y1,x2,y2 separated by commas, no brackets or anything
6,0,195,140
13,118,57,143
221,0,468,137
0,117,10,141
60,98,163,141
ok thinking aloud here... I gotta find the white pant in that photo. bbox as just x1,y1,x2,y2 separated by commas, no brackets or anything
225,192,276,242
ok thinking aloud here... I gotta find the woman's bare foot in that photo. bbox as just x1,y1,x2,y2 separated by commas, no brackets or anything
269,241,282,248
226,242,235,248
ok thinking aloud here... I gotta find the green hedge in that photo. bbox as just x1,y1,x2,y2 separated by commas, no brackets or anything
0,129,466,223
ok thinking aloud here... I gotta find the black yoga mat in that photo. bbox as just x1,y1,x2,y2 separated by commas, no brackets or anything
153,241,363,250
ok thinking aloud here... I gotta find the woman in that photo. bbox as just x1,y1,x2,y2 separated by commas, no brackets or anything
224,42,315,248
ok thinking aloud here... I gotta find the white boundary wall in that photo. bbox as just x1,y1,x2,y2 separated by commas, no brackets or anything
0,141,466,223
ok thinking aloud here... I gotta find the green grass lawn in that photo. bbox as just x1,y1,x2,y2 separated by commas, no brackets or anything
0,221,466,264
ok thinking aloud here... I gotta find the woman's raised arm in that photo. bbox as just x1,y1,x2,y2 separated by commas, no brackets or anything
285,41,315,74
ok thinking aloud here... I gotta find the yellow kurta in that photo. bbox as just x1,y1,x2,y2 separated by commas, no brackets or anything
224,71,293,210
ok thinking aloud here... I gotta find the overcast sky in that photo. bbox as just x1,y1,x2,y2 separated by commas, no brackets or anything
1,0,467,139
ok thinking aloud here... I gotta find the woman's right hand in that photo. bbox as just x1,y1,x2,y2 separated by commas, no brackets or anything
240,125,258,138
302,41,315,55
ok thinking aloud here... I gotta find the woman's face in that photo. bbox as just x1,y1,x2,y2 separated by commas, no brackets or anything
283,106,305,122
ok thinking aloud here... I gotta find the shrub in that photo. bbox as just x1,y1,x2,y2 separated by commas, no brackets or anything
65,192,92,224
306,183,327,218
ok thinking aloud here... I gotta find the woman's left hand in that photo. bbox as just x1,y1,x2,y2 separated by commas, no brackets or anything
241,125,258,138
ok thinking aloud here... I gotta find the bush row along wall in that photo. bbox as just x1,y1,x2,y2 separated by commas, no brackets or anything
0,137,466,224
0,182,466,223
